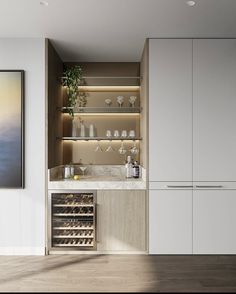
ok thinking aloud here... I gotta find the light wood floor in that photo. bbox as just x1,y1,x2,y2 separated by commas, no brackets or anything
0,255,236,292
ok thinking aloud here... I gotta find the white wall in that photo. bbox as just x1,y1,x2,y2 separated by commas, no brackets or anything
0,38,46,255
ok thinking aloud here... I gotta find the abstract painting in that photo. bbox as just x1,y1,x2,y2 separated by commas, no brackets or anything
0,70,24,188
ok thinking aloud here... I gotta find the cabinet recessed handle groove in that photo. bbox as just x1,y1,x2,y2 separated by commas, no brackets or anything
166,185,193,188
195,185,223,188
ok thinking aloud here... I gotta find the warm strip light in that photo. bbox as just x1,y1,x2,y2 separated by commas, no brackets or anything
77,86,140,92
62,139,140,142
63,113,140,116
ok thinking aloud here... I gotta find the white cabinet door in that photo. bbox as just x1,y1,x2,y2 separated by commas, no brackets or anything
193,189,236,254
149,190,192,254
193,39,236,181
149,39,193,181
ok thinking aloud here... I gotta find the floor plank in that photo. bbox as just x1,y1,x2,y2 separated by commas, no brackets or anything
0,255,236,292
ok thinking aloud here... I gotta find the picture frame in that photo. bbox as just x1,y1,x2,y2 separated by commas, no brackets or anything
0,70,24,188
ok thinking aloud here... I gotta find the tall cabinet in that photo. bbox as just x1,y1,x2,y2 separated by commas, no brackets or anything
193,39,236,181
149,39,236,254
149,39,192,182
149,39,193,254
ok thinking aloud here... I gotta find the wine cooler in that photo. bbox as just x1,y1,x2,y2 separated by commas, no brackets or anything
48,191,96,252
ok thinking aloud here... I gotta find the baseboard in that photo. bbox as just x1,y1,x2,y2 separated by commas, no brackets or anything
48,250,148,255
0,247,45,255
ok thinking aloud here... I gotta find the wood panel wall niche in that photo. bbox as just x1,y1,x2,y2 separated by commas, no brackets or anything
47,40,63,168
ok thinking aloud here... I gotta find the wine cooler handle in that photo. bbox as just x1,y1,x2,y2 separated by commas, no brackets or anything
95,203,98,243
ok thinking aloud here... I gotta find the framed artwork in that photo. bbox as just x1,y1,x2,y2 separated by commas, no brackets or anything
0,70,24,188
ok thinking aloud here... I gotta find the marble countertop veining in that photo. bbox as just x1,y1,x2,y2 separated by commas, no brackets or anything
48,165,146,190
48,175,146,190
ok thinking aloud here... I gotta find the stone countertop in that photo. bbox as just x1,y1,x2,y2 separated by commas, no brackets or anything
48,175,146,190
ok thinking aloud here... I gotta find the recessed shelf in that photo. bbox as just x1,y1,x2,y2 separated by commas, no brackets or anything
59,137,142,141
61,107,141,114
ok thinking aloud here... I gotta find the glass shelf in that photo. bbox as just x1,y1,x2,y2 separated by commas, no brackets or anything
61,107,141,114
62,76,141,87
59,137,142,141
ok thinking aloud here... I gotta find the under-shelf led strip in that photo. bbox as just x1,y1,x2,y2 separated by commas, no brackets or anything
62,113,140,116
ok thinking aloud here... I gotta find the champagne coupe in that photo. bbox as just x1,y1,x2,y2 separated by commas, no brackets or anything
79,166,87,177
105,99,112,107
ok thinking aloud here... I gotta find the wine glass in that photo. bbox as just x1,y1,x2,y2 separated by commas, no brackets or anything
79,166,87,177
105,140,115,152
118,141,127,155
130,141,139,155
117,96,124,108
94,141,103,152
129,96,137,107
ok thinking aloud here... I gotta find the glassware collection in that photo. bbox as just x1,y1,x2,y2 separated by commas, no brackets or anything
71,119,137,140
107,95,137,108
94,140,139,155
64,86,141,166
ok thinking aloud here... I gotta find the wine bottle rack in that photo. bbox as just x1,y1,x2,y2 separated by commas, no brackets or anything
48,191,96,251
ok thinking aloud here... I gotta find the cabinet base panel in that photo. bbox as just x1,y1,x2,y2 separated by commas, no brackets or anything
48,250,148,255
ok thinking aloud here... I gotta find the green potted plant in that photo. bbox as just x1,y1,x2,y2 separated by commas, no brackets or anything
62,65,83,116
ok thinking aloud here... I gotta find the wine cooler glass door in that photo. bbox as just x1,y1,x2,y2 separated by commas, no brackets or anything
48,191,96,252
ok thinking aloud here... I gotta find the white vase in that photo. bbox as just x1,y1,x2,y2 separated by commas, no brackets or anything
89,124,95,137
80,122,86,137
72,118,78,137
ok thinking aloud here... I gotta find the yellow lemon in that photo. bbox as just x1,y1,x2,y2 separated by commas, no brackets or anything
73,175,80,180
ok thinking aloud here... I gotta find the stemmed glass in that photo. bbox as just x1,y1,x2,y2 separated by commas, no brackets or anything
105,130,115,152
79,166,87,177
105,99,112,107
105,141,115,152
118,141,127,155
130,141,139,155
117,96,124,108
129,96,137,107
94,141,103,152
